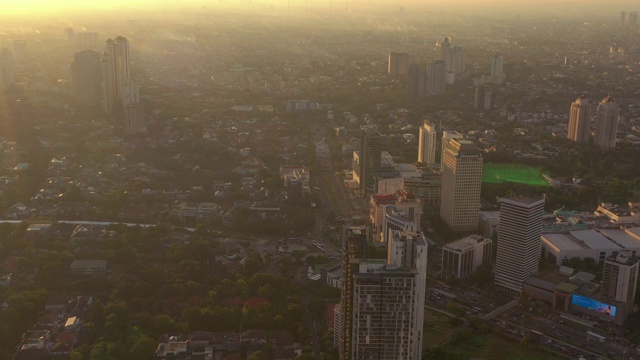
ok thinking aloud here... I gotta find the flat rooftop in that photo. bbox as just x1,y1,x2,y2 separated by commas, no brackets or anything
571,229,620,249
599,229,640,248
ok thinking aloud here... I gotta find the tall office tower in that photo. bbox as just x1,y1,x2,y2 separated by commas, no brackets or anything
440,139,482,233
124,103,146,135
440,37,452,72
344,231,426,360
601,251,639,305
13,40,27,64
450,46,465,74
593,96,620,150
388,51,410,77
473,81,484,109
440,130,464,170
356,126,382,192
490,53,504,82
70,49,102,106
494,194,545,293
100,52,115,114
105,36,131,102
407,63,424,98
339,225,369,360
64,27,75,42
490,53,503,77
418,120,437,164
426,60,446,96
0,48,15,91
567,95,591,143
482,85,496,110
77,32,99,48
620,11,628,27
123,79,140,106
629,11,639,27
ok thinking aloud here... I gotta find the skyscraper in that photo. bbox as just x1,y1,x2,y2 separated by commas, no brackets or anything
621,11,628,27
494,194,545,293
70,49,102,106
490,53,503,77
64,27,75,43
0,48,15,91
567,95,591,143
426,60,445,96
13,40,27,64
105,36,131,102
355,126,382,192
418,120,437,164
450,46,465,75
388,51,409,77
440,130,464,171
100,52,115,114
440,37,451,71
440,138,482,232
339,225,369,360
629,11,639,28
341,230,427,360
601,250,638,305
407,63,424,99
593,95,620,150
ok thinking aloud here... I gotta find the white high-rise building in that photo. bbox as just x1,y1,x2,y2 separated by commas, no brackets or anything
440,138,483,233
418,120,437,164
594,96,620,150
567,95,591,143
601,250,639,305
348,231,427,360
494,194,545,293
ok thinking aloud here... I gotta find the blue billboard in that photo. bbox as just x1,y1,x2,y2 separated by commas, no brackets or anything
571,294,617,317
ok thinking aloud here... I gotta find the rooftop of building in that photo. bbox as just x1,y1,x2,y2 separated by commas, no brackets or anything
502,193,545,205
542,227,640,252
443,234,490,251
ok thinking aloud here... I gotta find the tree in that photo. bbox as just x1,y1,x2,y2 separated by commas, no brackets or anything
568,257,583,269
129,334,157,359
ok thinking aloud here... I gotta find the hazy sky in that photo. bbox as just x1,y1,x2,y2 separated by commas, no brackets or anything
0,0,638,17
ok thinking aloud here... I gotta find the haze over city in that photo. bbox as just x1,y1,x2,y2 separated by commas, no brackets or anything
1,1,640,360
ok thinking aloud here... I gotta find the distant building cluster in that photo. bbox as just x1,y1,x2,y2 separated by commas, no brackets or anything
69,36,146,134
567,95,620,150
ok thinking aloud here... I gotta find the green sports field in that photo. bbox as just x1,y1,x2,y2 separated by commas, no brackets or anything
482,163,548,186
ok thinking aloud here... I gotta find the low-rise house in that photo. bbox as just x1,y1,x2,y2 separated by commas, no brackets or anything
70,260,107,275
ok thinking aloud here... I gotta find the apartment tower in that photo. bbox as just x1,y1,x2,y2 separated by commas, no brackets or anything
388,51,410,77
593,95,620,150
426,60,446,96
567,95,591,143
418,120,437,164
601,250,639,305
339,225,369,360
342,231,427,360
